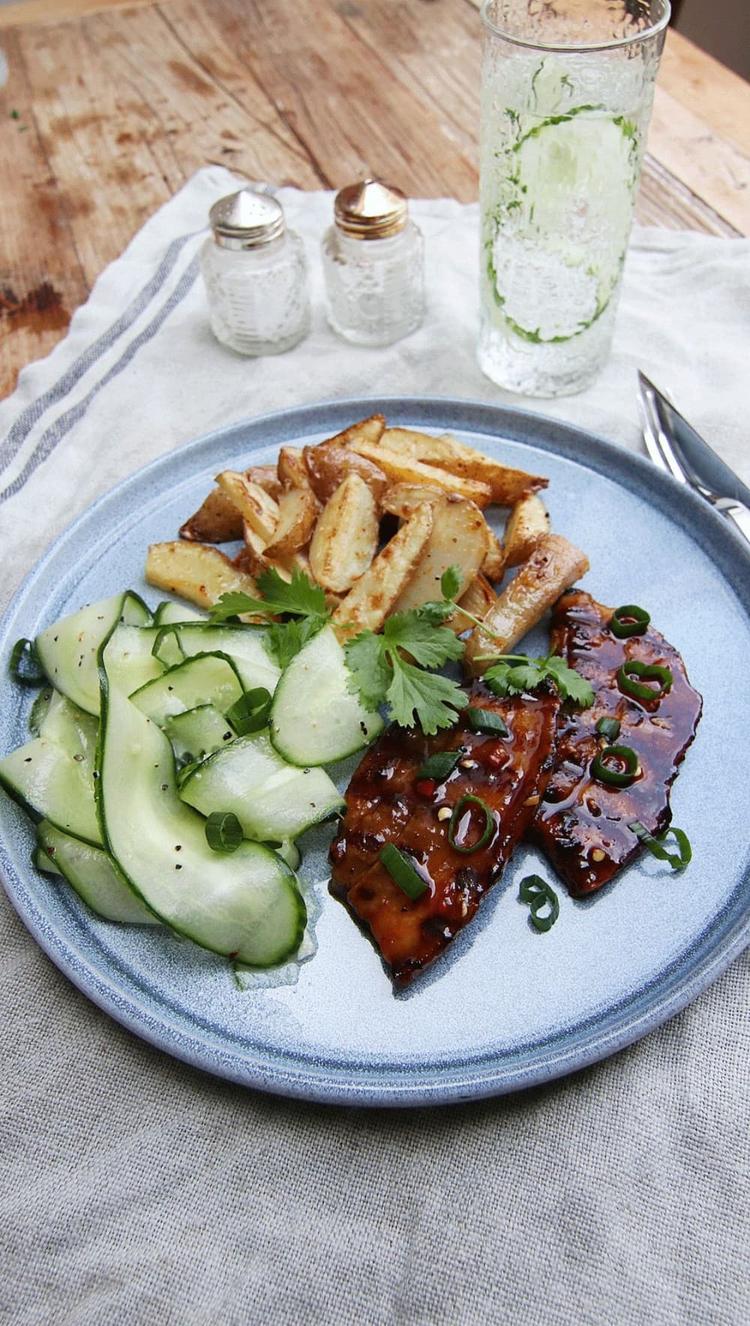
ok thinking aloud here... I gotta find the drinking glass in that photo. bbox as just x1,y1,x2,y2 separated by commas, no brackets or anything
479,0,670,397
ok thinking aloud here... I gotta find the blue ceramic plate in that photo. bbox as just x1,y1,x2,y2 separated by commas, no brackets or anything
2,397,749,1107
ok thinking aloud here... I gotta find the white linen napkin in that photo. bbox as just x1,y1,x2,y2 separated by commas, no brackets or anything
2,167,750,1326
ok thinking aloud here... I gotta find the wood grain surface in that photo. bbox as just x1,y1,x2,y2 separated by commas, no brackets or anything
1,0,748,398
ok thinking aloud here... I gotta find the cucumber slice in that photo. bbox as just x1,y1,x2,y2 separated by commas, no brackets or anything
98,659,305,965
152,626,185,669
36,820,158,924
0,735,101,844
35,591,150,715
130,653,244,727
33,844,62,874
28,686,54,736
101,625,165,694
164,705,236,763
165,624,280,693
270,626,383,766
180,730,344,842
153,602,205,625
38,689,98,762
275,840,301,872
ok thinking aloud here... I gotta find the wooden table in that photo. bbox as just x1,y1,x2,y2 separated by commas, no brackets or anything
1,0,749,400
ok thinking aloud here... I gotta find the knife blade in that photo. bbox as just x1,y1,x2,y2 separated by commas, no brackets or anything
638,372,750,510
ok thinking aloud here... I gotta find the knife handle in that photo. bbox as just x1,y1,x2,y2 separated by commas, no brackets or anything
722,503,750,545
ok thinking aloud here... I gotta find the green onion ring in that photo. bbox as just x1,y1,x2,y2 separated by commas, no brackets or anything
9,638,46,688
416,750,462,782
610,604,651,638
448,794,495,855
617,660,673,702
596,716,621,741
465,707,510,737
591,744,640,788
225,687,272,735
205,811,244,853
629,820,692,870
379,843,429,899
518,874,560,932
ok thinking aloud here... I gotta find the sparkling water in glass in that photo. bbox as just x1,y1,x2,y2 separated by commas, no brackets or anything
479,0,670,397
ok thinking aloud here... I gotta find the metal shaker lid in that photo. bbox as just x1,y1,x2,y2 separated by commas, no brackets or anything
334,178,408,240
209,188,286,249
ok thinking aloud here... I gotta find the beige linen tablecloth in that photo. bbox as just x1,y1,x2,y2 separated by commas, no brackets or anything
1,168,749,1325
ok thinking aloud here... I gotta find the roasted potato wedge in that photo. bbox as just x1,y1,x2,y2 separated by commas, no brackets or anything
333,503,434,640
481,527,506,581
503,494,550,568
179,487,244,544
277,446,313,492
464,534,590,673
321,413,386,450
350,441,493,507
392,496,489,614
215,470,279,545
449,574,497,634
146,541,261,615
264,486,319,558
304,443,389,505
309,474,379,593
381,482,448,519
245,464,283,500
235,521,309,584
380,428,547,505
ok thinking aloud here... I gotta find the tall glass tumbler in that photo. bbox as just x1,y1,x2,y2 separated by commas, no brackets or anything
479,0,670,398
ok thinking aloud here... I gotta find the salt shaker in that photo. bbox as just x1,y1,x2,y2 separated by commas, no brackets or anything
201,188,310,356
321,179,424,347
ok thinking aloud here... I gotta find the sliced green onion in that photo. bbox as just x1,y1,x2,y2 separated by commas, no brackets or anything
205,811,244,853
225,687,272,735
629,820,692,871
379,843,429,899
448,794,495,855
596,716,621,741
518,874,559,932
610,604,651,638
465,707,510,737
591,744,640,788
617,660,672,702
9,638,45,687
416,749,462,782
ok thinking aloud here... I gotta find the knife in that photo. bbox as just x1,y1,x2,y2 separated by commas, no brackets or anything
638,372,750,544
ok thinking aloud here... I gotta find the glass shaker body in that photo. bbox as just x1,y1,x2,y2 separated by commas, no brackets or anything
201,229,310,357
322,222,424,348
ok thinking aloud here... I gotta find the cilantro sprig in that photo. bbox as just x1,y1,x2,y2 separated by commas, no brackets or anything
483,654,594,707
345,569,467,736
210,567,330,668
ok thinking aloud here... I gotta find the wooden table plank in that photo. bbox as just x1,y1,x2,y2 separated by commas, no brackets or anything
0,0,748,400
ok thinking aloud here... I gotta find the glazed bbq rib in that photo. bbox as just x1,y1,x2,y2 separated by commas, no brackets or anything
329,684,559,985
530,590,702,896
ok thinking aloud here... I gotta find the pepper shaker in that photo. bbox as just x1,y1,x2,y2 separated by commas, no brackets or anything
321,179,424,347
201,188,310,356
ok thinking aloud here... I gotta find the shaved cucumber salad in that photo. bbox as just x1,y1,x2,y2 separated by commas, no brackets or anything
1,592,377,979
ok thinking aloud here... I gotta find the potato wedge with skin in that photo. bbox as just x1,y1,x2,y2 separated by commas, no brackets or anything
481,527,506,581
309,474,379,593
304,443,389,505
332,504,434,640
146,542,262,615
392,496,489,614
277,446,313,492
320,413,386,450
215,471,279,545
503,493,550,568
236,521,307,584
464,534,590,674
264,486,319,558
381,482,447,520
350,441,493,507
179,487,244,544
245,464,282,500
448,574,497,635
380,428,547,505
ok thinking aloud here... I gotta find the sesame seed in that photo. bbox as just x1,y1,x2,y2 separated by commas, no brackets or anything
459,758,478,770
437,806,452,821
592,848,606,863
523,794,540,807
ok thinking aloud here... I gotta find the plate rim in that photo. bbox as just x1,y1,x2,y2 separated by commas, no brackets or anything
2,392,749,1107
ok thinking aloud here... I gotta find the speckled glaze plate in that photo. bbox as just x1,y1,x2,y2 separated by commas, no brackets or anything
2,397,750,1107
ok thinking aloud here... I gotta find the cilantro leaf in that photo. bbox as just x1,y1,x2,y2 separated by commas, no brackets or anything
344,632,392,711
484,654,594,707
441,565,462,601
266,616,327,670
210,567,329,624
382,612,464,669
387,658,468,735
